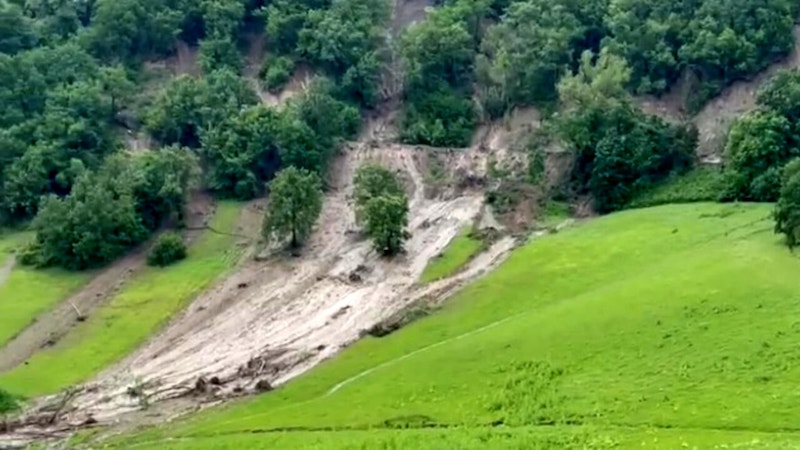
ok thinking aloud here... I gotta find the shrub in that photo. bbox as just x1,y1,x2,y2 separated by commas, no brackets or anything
147,232,187,267
259,56,295,93
0,388,17,413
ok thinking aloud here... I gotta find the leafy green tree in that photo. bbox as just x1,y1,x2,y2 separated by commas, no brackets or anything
27,157,148,269
298,0,388,75
478,0,580,110
99,65,136,119
291,77,360,149
774,158,800,248
130,146,199,230
0,1,37,54
201,105,317,198
147,231,187,266
24,0,84,43
200,0,245,38
262,166,323,248
758,69,800,122
353,163,403,224
198,37,243,73
259,55,294,92
146,70,257,147
363,194,409,255
83,0,182,63
145,75,207,147
556,50,694,211
264,0,311,55
602,0,688,94
723,111,799,201
400,4,475,90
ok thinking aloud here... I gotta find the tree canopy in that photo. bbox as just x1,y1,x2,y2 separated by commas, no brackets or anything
262,166,323,248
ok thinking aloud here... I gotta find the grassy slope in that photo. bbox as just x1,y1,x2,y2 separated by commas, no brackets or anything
420,226,483,283
0,232,90,347
0,202,245,397
109,203,800,449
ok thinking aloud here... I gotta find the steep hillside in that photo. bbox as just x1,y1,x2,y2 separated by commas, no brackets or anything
100,203,800,449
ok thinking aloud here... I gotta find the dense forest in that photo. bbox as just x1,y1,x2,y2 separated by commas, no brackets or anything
0,0,799,270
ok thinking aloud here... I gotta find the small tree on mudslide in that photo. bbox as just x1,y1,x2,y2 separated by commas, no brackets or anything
353,164,409,255
262,167,323,248
363,194,409,255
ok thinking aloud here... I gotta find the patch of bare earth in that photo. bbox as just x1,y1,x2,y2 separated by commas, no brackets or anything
242,31,310,107
637,25,800,162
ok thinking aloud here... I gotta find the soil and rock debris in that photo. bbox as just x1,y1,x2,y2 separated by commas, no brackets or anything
0,106,534,447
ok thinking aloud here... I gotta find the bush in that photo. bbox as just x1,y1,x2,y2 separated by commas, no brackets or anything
147,232,187,267
259,56,295,93
0,388,17,413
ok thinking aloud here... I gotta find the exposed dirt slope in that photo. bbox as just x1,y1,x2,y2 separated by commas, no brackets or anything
638,25,800,162
47,117,520,425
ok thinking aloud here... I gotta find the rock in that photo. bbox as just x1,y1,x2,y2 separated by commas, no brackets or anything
209,376,222,386
254,379,273,392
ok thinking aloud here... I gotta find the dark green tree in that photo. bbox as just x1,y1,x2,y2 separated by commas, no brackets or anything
723,111,798,201
774,158,800,248
353,163,404,224
363,194,409,255
262,166,323,248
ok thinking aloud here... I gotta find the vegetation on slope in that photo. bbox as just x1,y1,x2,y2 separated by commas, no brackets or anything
109,203,800,449
0,232,90,347
627,166,724,209
0,202,244,397
420,226,483,283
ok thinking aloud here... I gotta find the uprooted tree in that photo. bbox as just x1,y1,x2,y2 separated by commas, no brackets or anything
353,164,409,255
262,167,323,248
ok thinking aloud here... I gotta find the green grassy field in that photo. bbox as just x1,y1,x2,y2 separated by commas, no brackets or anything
104,202,800,449
0,202,246,397
420,226,483,283
0,231,91,347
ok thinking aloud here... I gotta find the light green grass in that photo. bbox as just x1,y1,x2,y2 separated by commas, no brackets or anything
0,231,91,347
106,203,800,449
420,227,483,283
629,167,725,209
0,202,245,397
115,426,800,450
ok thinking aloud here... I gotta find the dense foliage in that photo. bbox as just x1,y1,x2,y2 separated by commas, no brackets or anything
556,51,696,212
774,158,800,248
262,167,323,248
722,69,800,202
21,151,197,269
0,387,15,413
147,231,187,266
354,164,409,255
475,0,797,116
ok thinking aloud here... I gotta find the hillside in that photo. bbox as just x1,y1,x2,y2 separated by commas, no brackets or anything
98,202,800,449
4,0,800,447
